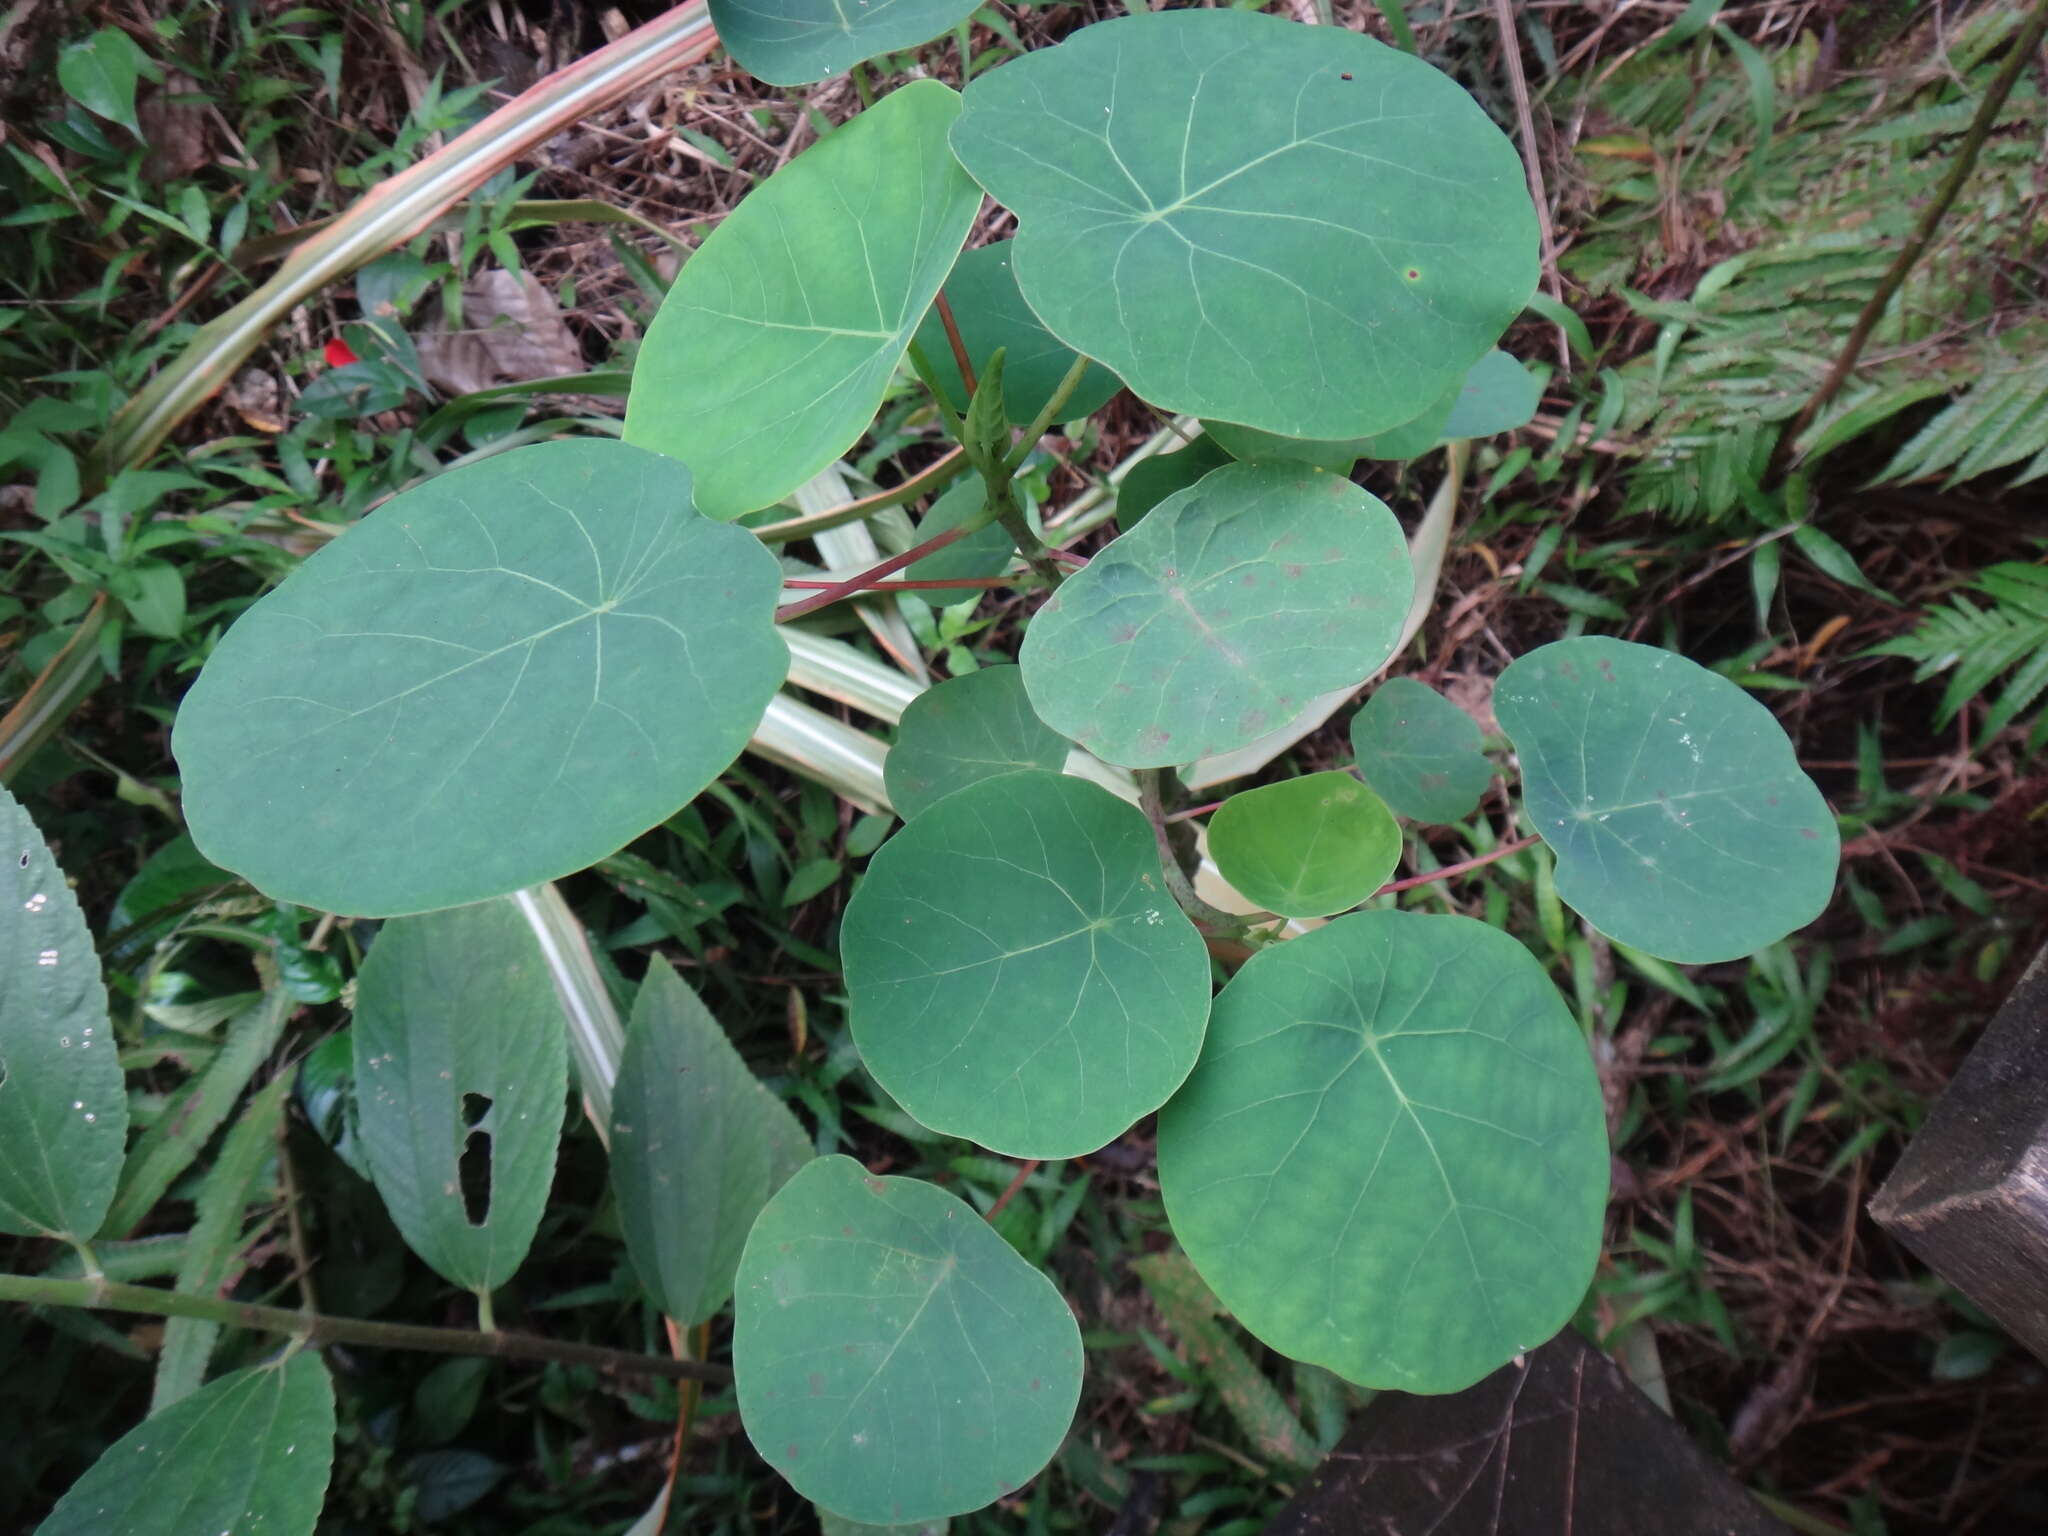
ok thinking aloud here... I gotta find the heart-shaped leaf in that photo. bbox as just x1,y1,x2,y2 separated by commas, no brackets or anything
1115,434,1232,531
911,242,1124,426
842,770,1210,1158
57,28,146,134
883,667,1069,820
1439,349,1543,439
1021,461,1410,768
0,785,125,1241
173,439,786,917
711,0,984,87
1208,772,1401,918
354,898,566,1293
36,1351,335,1536
950,9,1538,438
611,958,811,1325
1350,678,1492,824
734,1156,1082,1523
625,82,981,518
1158,911,1608,1394
1495,638,1838,963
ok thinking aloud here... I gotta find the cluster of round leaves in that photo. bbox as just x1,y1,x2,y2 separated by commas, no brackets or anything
139,8,1841,1532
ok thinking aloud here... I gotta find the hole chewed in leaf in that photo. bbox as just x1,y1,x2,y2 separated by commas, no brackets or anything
458,1094,493,1227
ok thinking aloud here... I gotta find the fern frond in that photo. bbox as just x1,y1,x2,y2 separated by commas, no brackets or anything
1872,562,2048,739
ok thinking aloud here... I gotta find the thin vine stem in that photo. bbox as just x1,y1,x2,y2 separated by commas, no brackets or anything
0,1272,731,1383
750,448,969,545
1136,769,1258,935
1374,834,1540,896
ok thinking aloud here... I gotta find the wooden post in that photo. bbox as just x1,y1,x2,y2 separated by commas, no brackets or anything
1871,942,2048,1360
1267,1328,1785,1534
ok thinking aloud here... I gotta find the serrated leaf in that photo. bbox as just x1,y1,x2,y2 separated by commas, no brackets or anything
949,10,1538,437
1208,772,1401,918
1349,678,1492,823
734,1156,1082,1523
1439,349,1543,438
625,82,981,518
911,242,1124,426
842,770,1210,1158
1495,637,1838,963
1021,461,1410,768
611,958,811,1325
0,785,125,1241
36,1351,335,1536
1115,435,1232,531
711,0,984,87
57,28,146,134
354,899,566,1293
883,667,1069,820
172,439,787,917
1158,911,1608,1394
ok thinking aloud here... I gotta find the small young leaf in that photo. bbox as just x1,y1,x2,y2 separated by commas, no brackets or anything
611,958,811,1325
37,1351,335,1536
0,786,125,1242
734,1156,1082,1523
950,9,1538,438
1021,461,1410,768
842,770,1210,1158
1350,678,1492,823
712,0,984,87
353,899,567,1293
1158,911,1608,1394
883,667,1069,820
1439,349,1543,439
1116,435,1232,531
911,242,1123,426
625,82,981,518
173,439,787,917
57,29,147,135
1495,637,1838,963
1208,772,1401,918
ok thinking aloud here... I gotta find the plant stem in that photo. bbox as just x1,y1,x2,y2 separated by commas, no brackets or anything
1004,353,1093,474
1136,769,1258,934
781,573,1026,593
933,290,977,396
1373,834,1540,897
0,1272,731,1383
750,448,970,544
774,526,975,622
1768,0,2048,484
985,1160,1042,1221
476,1288,496,1332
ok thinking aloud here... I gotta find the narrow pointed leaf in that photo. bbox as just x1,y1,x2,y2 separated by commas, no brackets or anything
950,9,1538,437
1159,911,1608,1394
354,899,567,1292
37,1351,335,1536
1022,461,1410,768
712,0,984,87
610,958,811,1325
1350,678,1492,823
625,82,981,518
912,243,1123,425
883,667,1068,820
842,770,1210,1158
1208,772,1401,918
735,1156,1083,1523
173,439,787,917
1495,638,1838,963
0,785,125,1240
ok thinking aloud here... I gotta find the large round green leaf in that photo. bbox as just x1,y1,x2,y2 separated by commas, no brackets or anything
911,242,1124,426
884,667,1069,819
734,1156,1082,1523
1440,349,1543,439
1208,772,1401,919
611,959,812,1326
949,10,1538,438
711,0,982,88
1495,638,1839,963
37,1351,335,1536
625,82,981,518
1158,911,1607,1394
842,770,1210,1158
1021,461,1410,768
354,898,567,1293
1350,678,1492,824
173,439,786,917
0,785,125,1241
1205,383,1458,470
